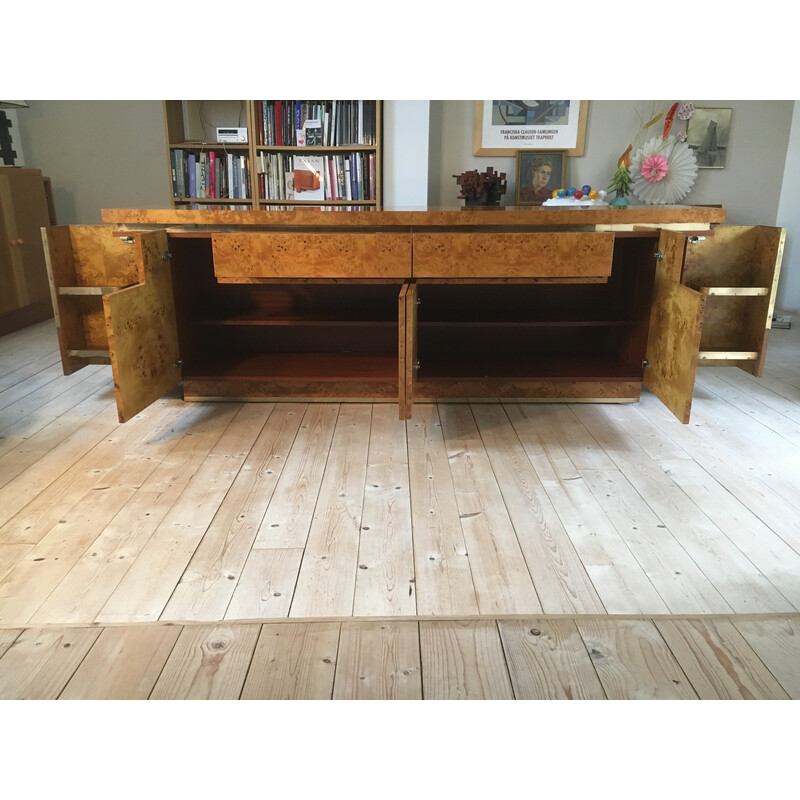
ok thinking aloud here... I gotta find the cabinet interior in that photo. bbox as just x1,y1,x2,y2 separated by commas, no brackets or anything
169,237,401,396
415,236,657,385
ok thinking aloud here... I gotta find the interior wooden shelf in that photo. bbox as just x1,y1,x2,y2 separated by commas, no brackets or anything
175,197,253,204
698,350,759,361
256,145,379,153
183,352,398,382
195,314,397,327
417,353,641,382
418,319,636,328
67,348,111,359
171,142,250,151
58,286,118,296
696,286,770,296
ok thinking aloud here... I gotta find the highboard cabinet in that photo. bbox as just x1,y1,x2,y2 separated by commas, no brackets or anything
41,206,784,424
0,167,57,334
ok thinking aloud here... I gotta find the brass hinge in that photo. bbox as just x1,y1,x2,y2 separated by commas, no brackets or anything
654,250,663,262
642,358,650,369
161,251,172,261
120,236,135,244
174,358,183,368
687,236,706,244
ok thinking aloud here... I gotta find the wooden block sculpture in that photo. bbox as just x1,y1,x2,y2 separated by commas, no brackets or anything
454,166,507,207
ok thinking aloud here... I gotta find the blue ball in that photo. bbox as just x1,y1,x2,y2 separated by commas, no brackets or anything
557,189,566,198
567,187,576,196
582,185,591,195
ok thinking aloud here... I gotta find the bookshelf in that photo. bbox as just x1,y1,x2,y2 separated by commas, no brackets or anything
162,100,382,210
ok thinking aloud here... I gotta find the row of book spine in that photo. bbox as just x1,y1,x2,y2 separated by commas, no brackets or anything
170,149,251,200
258,100,377,147
257,152,376,202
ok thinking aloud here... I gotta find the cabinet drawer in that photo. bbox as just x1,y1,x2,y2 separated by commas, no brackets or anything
211,232,413,280
412,232,615,279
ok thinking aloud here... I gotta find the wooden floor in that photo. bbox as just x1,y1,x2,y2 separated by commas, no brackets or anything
1,319,799,698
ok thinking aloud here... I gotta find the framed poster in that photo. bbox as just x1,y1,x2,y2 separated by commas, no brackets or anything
474,100,588,157
687,107,732,168
516,150,567,205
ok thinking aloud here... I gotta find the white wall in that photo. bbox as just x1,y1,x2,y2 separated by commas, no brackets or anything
17,100,170,224
382,100,430,207
429,100,794,223
776,102,800,314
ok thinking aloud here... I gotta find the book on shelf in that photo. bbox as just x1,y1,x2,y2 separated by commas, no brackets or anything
170,151,177,197
209,151,216,198
304,118,322,146
188,153,197,198
293,154,324,201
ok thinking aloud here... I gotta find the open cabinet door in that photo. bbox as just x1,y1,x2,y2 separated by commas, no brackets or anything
643,229,706,424
103,231,182,423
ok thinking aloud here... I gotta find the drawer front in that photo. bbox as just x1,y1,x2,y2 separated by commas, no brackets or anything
412,232,615,279
211,233,413,280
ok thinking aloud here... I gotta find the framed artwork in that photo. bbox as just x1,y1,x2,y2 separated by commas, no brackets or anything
687,107,732,168
474,100,588,157
515,151,566,205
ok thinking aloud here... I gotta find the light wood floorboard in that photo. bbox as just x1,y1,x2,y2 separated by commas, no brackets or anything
0,614,797,699
0,320,799,698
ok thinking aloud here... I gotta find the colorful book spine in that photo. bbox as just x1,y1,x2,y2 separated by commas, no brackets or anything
174,149,184,197
209,151,216,198
188,153,197,198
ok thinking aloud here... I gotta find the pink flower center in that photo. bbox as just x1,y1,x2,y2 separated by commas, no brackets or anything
642,154,669,182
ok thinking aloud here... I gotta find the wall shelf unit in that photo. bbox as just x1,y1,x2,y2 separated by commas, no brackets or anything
163,100,382,210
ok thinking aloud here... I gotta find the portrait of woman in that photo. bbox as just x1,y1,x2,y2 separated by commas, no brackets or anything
515,151,567,205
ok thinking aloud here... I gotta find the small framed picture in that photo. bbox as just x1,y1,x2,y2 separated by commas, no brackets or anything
515,150,567,205
687,108,732,168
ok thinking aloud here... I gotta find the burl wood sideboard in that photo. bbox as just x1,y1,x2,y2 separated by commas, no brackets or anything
41,206,785,424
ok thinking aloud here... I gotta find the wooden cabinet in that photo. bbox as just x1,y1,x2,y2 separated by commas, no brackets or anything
0,167,57,334
162,100,382,210
43,206,784,426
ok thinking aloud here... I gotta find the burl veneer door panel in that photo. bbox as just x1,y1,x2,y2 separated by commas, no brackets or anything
68,225,142,287
412,232,615,279
211,233,413,280
644,230,706,424
103,231,181,423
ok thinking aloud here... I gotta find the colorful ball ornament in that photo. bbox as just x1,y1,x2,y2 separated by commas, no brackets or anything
557,189,566,198
582,185,591,195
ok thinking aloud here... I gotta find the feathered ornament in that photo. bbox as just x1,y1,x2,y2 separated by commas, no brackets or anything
630,136,698,204
662,103,679,140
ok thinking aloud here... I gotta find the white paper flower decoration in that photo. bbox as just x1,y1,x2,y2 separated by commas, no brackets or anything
631,136,698,204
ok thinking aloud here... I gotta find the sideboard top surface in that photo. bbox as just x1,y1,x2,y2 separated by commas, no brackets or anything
101,205,726,230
